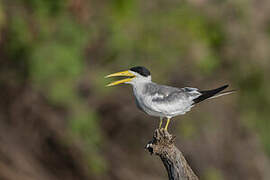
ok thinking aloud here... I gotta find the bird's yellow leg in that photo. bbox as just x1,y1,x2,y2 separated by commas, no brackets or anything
159,117,163,129
164,118,171,131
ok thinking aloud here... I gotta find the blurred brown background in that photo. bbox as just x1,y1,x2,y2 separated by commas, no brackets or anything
1,0,270,179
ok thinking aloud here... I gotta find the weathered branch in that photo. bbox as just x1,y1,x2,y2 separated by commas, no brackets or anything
145,129,199,180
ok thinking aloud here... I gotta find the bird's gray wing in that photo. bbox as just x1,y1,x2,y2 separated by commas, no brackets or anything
143,84,201,115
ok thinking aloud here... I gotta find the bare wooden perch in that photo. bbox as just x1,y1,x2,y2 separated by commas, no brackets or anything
145,129,199,180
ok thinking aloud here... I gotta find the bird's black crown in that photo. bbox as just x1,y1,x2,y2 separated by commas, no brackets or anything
130,66,150,77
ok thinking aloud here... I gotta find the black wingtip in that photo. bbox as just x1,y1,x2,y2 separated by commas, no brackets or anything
193,85,229,104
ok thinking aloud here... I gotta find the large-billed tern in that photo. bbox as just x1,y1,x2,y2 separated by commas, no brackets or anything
105,66,234,130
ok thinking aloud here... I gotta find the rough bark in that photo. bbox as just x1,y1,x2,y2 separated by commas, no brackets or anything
145,129,199,180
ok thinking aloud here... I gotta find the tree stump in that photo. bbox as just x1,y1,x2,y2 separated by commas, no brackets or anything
145,129,199,180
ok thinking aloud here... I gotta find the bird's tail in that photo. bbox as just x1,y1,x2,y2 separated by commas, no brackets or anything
193,85,235,104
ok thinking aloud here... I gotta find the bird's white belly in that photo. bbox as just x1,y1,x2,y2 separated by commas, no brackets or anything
135,94,192,118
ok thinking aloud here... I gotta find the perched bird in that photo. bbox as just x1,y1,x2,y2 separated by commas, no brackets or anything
105,66,234,130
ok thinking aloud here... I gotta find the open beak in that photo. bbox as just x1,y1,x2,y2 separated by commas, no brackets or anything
105,70,136,87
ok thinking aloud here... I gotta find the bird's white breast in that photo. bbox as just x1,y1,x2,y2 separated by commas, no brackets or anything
132,83,165,117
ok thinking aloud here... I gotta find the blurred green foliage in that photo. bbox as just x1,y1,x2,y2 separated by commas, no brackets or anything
239,68,270,154
203,167,224,180
4,0,105,175
106,1,224,75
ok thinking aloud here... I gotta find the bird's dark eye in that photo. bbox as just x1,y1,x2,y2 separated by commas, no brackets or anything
130,66,150,77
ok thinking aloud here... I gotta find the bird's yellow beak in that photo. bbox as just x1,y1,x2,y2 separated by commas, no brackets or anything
105,70,136,87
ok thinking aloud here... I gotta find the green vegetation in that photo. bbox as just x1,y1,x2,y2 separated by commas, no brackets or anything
3,0,104,174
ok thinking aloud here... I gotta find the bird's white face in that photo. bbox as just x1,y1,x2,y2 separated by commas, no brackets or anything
105,70,151,87
125,71,151,85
